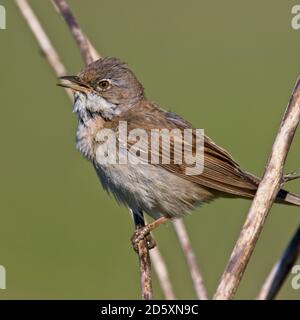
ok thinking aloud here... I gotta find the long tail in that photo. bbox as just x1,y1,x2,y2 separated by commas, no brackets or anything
243,171,300,207
277,189,300,206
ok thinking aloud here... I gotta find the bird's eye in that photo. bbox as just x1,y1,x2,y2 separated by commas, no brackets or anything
98,80,111,90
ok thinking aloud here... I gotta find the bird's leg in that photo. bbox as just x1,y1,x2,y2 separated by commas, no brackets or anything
131,210,167,252
131,208,156,252
131,209,156,252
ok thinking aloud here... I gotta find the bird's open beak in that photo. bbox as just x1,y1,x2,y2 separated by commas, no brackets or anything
57,75,90,93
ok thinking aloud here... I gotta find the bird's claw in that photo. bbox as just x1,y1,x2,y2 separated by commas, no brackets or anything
131,227,157,252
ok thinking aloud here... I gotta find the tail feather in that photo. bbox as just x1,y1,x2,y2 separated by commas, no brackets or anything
243,171,300,207
277,189,300,206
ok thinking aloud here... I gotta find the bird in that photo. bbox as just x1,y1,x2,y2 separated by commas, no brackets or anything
58,57,300,250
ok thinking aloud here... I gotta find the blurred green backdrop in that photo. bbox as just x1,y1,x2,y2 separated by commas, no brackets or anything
0,0,300,299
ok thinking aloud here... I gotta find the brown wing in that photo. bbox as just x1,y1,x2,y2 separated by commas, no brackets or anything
110,102,259,198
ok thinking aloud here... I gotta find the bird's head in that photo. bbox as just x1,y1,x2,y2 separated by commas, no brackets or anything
58,57,144,121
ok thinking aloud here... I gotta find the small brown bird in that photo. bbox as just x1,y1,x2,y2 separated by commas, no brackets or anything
59,57,300,249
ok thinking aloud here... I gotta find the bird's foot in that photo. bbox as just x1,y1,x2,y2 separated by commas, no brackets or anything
131,226,157,252
131,216,168,252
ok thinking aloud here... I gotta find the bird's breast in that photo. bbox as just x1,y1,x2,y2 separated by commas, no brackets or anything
76,116,106,161
76,116,215,219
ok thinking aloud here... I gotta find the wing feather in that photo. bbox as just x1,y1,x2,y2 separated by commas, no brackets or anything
109,102,259,198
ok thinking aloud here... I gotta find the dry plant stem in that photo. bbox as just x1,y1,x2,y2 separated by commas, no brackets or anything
144,215,175,299
132,211,153,300
137,239,153,300
86,38,102,61
149,248,176,299
257,226,300,300
15,0,72,100
172,219,208,300
51,0,100,61
214,76,300,300
52,0,93,65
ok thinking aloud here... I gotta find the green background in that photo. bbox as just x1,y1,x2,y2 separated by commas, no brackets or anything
0,0,300,299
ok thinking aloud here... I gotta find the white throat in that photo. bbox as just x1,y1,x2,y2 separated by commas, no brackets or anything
73,91,120,122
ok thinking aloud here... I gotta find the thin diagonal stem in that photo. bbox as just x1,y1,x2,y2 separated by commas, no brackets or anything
52,0,93,65
137,240,153,300
172,219,208,299
257,226,300,300
150,248,176,299
15,0,72,99
214,76,300,300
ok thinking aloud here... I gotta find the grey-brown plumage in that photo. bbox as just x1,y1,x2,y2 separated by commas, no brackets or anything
59,57,300,221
